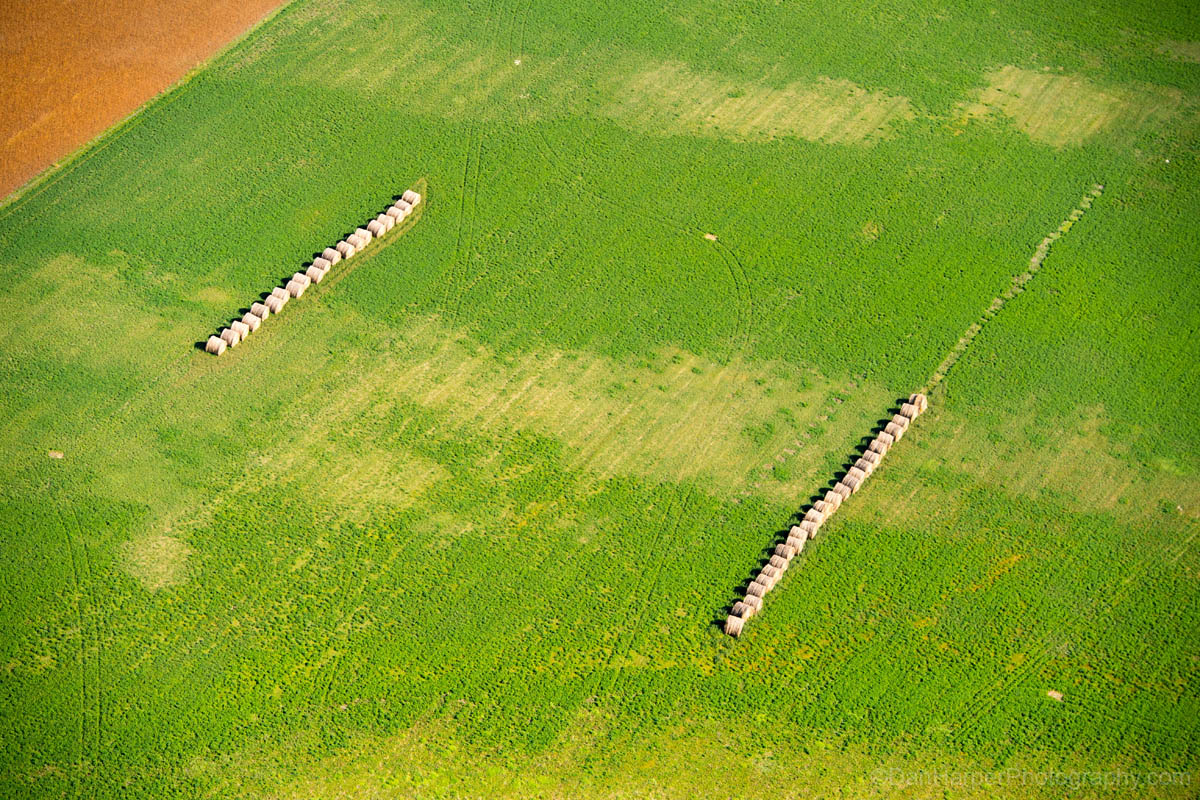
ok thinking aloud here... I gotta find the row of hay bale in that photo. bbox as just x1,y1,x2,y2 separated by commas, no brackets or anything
206,189,422,355
724,391,929,637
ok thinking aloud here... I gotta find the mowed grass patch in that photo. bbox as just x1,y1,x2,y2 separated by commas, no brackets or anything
341,317,895,501
1157,40,1200,64
602,60,915,144
121,534,193,592
208,712,1200,800
898,403,1200,523
217,0,578,124
959,65,1185,147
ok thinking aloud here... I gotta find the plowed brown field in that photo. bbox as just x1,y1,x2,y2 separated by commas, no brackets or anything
0,0,285,200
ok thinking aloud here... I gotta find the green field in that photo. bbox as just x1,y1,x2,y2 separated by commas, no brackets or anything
1,0,1198,797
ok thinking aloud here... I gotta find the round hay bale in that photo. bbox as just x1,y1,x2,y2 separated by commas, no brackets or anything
306,266,326,283
313,256,332,271
402,189,421,205
823,489,843,509
813,499,833,516
346,233,366,249
746,581,767,599
877,430,896,447
861,450,882,466
843,474,862,493
355,227,372,241
891,413,911,431
724,615,745,637
386,206,405,222
768,555,789,571
799,519,820,538
900,402,920,420
321,247,341,265
786,535,806,553
219,328,239,347
789,525,805,539
367,220,385,237
265,295,284,314
250,302,270,319
292,272,311,288
909,392,929,413
732,600,754,619
742,594,763,612
270,287,290,303
240,313,261,332
804,508,825,525
847,466,868,484
884,421,905,440
376,213,394,231
775,544,796,559
832,482,852,500
286,279,306,298
336,240,355,259
867,439,889,456
854,457,875,476
395,199,413,214
230,320,250,339
761,565,782,581
755,573,777,591
205,335,226,355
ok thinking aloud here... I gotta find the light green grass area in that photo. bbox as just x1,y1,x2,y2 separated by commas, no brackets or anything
0,0,1197,797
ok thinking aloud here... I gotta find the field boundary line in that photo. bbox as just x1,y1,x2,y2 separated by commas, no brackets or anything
925,183,1104,393
0,0,299,228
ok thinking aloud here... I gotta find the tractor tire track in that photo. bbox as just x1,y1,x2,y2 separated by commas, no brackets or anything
440,0,503,323
66,501,104,765
529,124,754,366
947,523,1197,746
53,501,90,773
597,486,696,696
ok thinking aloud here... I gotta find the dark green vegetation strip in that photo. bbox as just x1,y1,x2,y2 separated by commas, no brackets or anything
0,0,1197,797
